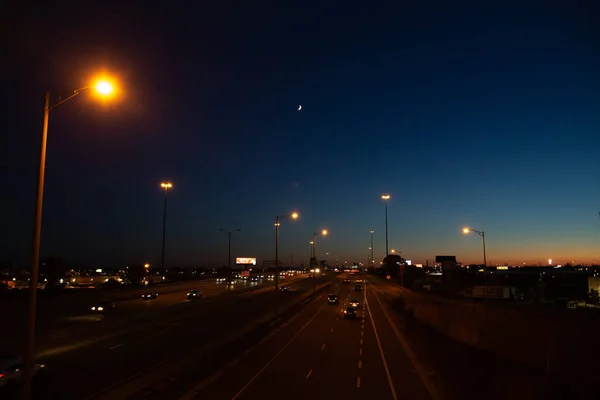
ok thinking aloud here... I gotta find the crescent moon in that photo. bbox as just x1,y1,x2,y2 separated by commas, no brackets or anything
298,105,302,111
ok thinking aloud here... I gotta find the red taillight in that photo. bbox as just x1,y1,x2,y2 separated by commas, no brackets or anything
0,373,4,378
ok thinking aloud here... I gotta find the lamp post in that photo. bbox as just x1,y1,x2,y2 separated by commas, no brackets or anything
23,79,116,400
219,229,241,292
311,229,328,268
160,182,173,280
463,227,488,301
381,194,391,256
369,230,374,268
275,212,298,291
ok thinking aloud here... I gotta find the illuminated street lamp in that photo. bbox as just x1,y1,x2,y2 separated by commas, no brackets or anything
381,194,391,255
312,229,328,264
275,212,298,291
463,227,488,300
23,78,117,400
160,182,173,280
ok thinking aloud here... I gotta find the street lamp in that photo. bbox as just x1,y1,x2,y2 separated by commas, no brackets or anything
219,228,241,292
463,227,488,300
311,229,328,259
23,78,116,400
275,212,298,291
381,194,391,256
160,182,173,280
369,230,374,268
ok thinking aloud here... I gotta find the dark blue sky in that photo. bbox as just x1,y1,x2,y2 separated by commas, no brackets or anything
2,1,600,268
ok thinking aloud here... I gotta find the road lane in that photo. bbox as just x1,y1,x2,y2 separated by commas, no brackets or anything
12,276,320,400
185,275,433,400
0,275,305,357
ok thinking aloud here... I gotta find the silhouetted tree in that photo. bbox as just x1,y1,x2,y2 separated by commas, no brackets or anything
126,264,146,283
41,257,68,288
382,254,403,278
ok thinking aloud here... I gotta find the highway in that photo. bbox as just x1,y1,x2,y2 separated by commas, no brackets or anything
2,273,558,400
0,275,326,400
176,277,435,400
0,276,292,356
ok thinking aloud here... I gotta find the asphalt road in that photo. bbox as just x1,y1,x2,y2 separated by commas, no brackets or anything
0,276,299,355
0,275,324,400
181,278,434,400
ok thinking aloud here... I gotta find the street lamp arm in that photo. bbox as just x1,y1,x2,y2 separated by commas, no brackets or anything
48,88,92,110
470,229,484,237
219,228,242,234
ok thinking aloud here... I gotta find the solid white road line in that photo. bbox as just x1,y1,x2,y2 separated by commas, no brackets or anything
365,284,399,400
305,369,312,379
230,303,326,400
372,287,442,400
108,343,125,350
321,343,326,350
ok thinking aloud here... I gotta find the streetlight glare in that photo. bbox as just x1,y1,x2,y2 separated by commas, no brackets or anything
381,194,391,200
144,263,150,268
94,80,114,96
322,229,328,235
160,182,173,189
463,227,470,234
291,212,299,219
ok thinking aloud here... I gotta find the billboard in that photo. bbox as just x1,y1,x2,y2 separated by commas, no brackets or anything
236,258,257,266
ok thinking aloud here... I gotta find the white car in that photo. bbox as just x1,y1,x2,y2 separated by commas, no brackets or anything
0,355,45,387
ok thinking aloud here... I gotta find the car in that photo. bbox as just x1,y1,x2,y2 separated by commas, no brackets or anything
142,292,159,300
354,284,363,292
343,307,357,319
251,277,259,282
349,299,361,309
327,294,339,304
90,301,115,313
216,277,227,283
279,286,290,292
0,355,45,388
343,279,351,284
187,290,202,299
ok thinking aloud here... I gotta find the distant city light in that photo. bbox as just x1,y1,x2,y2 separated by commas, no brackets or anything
548,259,552,265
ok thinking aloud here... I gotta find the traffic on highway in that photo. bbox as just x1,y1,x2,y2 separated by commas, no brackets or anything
0,271,444,400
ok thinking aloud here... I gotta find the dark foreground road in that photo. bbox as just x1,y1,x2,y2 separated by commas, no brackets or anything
176,279,435,400
0,275,324,400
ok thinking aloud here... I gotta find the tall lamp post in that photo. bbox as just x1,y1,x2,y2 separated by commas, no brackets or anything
369,229,375,268
311,229,328,267
219,228,241,292
160,182,173,280
274,212,298,291
463,227,488,301
23,79,116,400
381,194,391,256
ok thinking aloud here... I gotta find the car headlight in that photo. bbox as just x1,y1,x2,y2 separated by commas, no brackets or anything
98,306,104,311
91,306,96,310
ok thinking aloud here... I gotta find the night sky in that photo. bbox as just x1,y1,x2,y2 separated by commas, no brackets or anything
2,1,600,269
